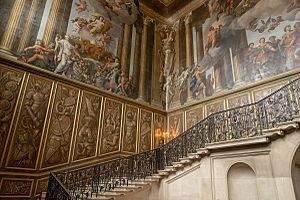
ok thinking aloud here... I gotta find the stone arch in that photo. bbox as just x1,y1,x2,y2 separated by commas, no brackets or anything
292,143,300,199
227,162,258,200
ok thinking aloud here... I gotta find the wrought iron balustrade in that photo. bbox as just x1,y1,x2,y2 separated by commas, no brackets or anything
46,77,300,200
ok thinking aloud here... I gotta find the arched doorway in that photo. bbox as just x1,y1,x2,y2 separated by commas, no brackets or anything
228,163,258,200
292,145,300,199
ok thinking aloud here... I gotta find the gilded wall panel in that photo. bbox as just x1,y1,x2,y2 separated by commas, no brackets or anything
0,67,24,165
227,93,251,109
252,83,286,102
7,75,53,169
122,105,138,153
154,113,164,148
35,178,48,195
206,101,225,116
73,92,102,161
42,84,79,169
185,106,204,130
100,99,123,155
0,179,33,197
139,110,153,152
168,113,184,141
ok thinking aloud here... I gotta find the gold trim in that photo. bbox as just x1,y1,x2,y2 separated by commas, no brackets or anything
5,74,30,169
39,83,80,170
71,91,103,163
98,98,124,155
168,112,184,136
139,109,154,152
0,178,34,198
34,177,49,195
0,70,26,167
38,82,58,170
121,104,139,154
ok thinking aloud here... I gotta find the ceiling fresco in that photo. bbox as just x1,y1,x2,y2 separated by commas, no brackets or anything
140,0,194,17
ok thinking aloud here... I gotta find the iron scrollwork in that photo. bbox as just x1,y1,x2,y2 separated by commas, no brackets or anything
47,77,300,199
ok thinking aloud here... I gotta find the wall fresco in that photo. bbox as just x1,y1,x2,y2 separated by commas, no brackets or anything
7,75,52,169
42,84,79,168
171,0,300,107
0,0,139,101
139,110,153,151
0,67,23,164
122,105,138,153
100,99,123,154
73,92,102,161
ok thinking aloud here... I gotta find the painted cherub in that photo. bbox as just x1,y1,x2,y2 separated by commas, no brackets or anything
75,0,88,13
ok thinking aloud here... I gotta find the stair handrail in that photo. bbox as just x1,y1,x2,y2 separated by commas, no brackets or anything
46,77,300,199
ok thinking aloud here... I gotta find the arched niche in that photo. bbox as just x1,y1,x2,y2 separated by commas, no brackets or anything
227,162,258,200
292,145,300,199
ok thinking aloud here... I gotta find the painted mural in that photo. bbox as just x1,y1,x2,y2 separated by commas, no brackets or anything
176,0,300,106
13,0,138,99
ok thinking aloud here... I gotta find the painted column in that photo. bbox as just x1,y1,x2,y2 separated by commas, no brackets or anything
42,0,73,45
223,50,234,88
214,63,222,92
117,24,125,59
121,24,132,75
0,0,27,52
18,0,47,52
138,16,153,101
184,13,193,100
196,25,204,64
132,22,143,92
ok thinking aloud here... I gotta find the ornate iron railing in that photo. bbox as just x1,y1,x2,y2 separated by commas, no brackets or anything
46,77,300,200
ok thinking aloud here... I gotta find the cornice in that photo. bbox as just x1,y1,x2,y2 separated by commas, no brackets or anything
140,0,207,25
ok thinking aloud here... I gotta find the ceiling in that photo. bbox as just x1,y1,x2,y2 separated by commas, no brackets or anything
140,0,194,17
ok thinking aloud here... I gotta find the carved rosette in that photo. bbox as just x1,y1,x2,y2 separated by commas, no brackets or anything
0,67,23,163
139,110,153,152
73,92,102,161
186,107,204,129
0,179,33,196
7,75,52,169
100,99,123,155
122,105,138,153
42,84,79,168
154,114,164,148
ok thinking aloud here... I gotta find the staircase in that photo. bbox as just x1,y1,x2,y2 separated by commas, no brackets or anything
45,77,300,200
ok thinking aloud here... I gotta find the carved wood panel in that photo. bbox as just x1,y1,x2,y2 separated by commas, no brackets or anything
122,105,138,153
99,99,123,155
41,84,79,168
139,110,153,152
73,92,102,161
185,106,204,130
0,67,24,165
154,113,164,148
168,113,184,140
7,75,52,169
0,179,33,197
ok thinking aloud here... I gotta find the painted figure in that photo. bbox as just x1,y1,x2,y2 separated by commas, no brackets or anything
75,0,88,13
